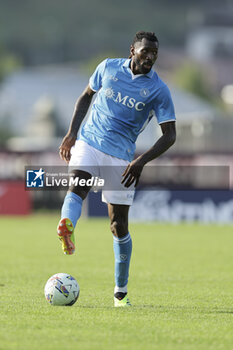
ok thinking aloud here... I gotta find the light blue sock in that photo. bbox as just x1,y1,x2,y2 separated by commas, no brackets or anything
113,233,132,289
61,192,83,228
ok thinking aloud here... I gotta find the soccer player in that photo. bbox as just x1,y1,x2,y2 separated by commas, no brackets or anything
57,31,176,307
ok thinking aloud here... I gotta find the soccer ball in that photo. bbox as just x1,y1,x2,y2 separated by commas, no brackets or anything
44,273,80,306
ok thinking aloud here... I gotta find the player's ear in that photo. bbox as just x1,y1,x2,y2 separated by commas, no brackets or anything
130,45,135,57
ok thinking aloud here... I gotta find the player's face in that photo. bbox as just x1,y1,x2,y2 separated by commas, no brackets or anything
130,38,158,75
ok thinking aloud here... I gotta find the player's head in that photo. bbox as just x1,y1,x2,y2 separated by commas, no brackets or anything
130,31,159,74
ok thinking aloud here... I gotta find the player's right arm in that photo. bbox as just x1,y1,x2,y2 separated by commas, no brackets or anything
59,84,95,163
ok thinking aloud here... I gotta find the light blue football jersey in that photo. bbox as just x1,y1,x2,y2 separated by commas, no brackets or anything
79,58,176,161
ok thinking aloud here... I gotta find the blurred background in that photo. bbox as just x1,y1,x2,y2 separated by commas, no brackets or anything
0,0,233,223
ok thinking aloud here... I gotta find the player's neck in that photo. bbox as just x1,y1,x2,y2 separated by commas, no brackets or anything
130,60,141,75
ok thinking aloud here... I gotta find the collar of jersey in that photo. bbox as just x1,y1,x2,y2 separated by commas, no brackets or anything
123,59,154,79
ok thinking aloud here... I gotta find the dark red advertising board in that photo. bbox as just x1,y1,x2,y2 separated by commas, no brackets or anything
0,181,31,215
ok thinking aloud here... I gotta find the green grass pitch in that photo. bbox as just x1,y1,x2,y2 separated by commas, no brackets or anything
1,214,233,350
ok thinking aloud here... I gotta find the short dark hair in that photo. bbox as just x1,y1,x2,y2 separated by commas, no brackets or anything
132,31,159,46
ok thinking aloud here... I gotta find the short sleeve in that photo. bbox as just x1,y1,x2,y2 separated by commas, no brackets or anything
153,86,176,124
89,59,108,92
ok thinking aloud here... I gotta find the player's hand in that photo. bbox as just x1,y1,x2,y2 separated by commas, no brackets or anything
59,133,76,163
121,159,145,188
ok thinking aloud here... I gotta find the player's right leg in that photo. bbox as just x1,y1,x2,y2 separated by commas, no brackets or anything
57,169,92,255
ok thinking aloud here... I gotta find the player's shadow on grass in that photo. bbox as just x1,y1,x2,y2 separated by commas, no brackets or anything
77,304,233,313
209,309,233,314
77,304,167,310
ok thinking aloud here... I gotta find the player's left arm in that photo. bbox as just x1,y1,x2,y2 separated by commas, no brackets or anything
122,121,176,187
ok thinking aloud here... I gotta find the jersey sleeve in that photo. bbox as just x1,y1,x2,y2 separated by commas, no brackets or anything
89,59,108,92
153,86,176,124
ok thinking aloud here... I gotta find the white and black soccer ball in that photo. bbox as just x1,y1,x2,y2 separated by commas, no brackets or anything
44,273,80,306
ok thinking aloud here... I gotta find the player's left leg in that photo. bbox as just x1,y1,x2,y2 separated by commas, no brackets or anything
108,204,132,307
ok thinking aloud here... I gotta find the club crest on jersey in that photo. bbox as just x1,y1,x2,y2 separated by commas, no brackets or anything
103,88,145,111
140,88,150,97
